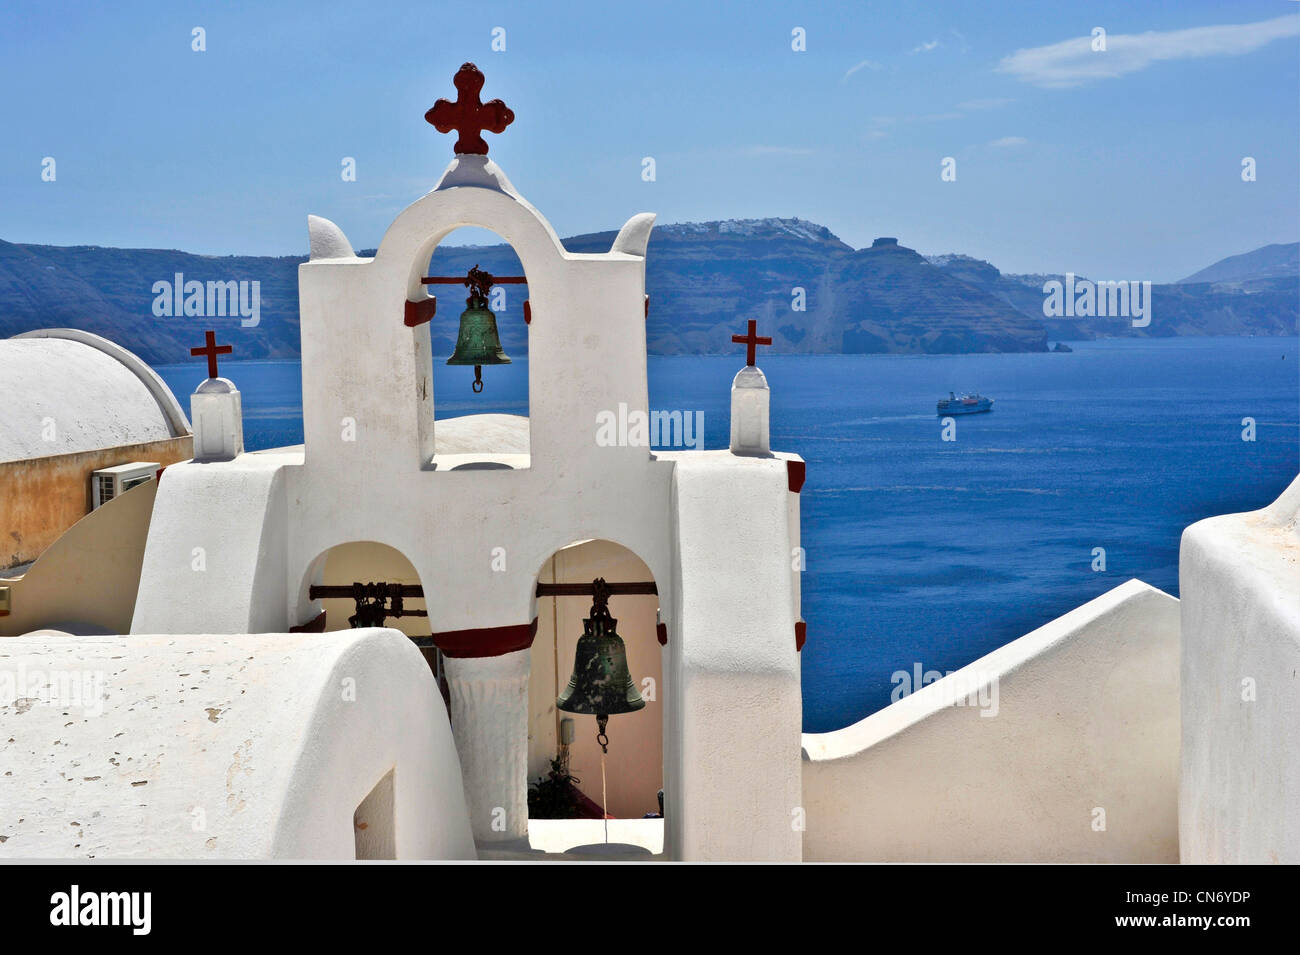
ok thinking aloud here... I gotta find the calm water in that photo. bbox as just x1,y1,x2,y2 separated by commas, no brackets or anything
156,337,1300,732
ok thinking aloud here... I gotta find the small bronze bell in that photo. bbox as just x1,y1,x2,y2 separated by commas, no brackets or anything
557,578,645,752
446,265,511,392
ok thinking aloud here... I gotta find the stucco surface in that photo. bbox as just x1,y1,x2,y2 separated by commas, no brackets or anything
2,479,159,636
0,628,474,859
801,579,1181,862
1179,474,1300,863
663,449,804,862
2,331,188,463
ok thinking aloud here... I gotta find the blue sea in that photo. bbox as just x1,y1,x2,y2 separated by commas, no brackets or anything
155,337,1300,732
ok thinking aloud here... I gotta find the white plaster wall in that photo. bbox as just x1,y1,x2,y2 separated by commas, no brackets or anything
1179,474,1300,863
0,628,474,859
802,580,1180,862
445,650,531,842
663,450,804,862
132,450,299,634
284,157,677,640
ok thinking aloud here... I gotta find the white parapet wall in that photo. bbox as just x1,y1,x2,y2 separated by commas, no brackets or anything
1179,475,1300,864
0,628,474,859
801,579,1180,862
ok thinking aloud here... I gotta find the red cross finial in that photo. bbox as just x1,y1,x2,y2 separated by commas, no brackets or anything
191,329,232,379
425,63,514,155
731,319,773,366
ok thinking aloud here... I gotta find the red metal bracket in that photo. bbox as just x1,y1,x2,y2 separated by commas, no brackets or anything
404,297,437,328
795,620,807,652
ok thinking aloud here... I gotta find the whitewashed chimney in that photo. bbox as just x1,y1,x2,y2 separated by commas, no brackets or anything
191,377,244,462
729,365,771,455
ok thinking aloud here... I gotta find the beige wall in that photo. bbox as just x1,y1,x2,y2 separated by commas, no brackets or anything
317,541,435,673
529,540,663,819
1,436,192,569
1,479,158,636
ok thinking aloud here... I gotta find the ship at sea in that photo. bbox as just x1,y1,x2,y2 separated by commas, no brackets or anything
937,392,993,415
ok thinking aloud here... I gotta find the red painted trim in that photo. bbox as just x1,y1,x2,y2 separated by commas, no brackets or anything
290,610,328,633
795,619,807,652
433,618,538,658
656,622,668,646
569,783,610,819
787,459,806,494
155,466,167,483
523,300,531,325
404,297,437,327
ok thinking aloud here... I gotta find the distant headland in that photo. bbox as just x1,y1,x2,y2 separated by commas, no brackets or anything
0,223,1294,365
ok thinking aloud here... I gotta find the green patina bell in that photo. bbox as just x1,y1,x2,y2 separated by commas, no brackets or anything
446,290,510,392
557,580,645,752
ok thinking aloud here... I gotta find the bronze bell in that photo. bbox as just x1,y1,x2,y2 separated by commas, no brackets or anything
557,579,645,752
446,265,511,392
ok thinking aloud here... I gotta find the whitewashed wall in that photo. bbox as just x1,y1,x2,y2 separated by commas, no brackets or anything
0,628,474,859
802,580,1180,862
1179,475,1300,863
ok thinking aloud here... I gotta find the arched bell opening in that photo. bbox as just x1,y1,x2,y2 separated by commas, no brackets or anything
296,541,441,688
527,540,665,839
421,226,531,469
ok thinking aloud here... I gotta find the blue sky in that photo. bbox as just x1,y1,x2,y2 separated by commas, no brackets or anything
2,0,1297,281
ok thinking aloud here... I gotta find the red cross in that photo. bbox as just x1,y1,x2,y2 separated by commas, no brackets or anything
731,319,772,366
425,63,514,156
191,329,232,379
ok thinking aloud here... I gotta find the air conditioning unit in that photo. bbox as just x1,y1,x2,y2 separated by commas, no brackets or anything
91,461,159,509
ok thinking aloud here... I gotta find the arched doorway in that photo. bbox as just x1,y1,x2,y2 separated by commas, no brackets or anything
528,540,664,823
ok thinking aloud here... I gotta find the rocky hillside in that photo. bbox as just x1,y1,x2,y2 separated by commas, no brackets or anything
1178,242,1299,287
925,249,1298,342
2,223,1294,363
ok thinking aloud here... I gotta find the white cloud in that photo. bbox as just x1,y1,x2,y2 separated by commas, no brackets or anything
988,136,1028,148
910,39,940,54
997,14,1300,88
842,59,884,82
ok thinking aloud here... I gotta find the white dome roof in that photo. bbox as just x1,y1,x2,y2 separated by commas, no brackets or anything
0,329,190,464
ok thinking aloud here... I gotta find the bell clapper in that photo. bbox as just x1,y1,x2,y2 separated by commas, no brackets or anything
596,713,610,754
472,365,483,393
